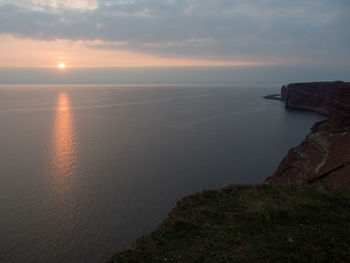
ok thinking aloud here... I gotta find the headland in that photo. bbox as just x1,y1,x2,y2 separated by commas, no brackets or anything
107,81,350,262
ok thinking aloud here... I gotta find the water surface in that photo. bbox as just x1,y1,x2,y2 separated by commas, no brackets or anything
0,85,325,262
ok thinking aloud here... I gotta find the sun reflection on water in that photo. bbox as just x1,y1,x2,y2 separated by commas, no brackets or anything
48,92,78,195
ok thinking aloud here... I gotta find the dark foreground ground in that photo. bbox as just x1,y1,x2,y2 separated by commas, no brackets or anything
107,184,350,263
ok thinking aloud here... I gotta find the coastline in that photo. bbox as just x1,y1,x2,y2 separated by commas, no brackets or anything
107,81,350,262
266,82,350,188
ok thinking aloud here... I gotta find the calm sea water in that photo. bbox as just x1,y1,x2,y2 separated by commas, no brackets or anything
0,84,324,263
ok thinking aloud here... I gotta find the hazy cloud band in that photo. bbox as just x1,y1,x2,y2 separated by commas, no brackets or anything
0,0,349,64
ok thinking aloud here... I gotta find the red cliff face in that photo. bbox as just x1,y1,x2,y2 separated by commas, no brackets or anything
282,81,345,115
266,84,350,189
328,86,350,129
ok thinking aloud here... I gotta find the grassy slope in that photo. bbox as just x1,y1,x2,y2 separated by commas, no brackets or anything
108,185,350,263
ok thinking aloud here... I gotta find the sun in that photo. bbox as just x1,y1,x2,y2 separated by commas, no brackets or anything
58,63,66,69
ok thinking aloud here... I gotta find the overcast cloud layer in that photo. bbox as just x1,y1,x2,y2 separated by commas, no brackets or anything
0,0,349,65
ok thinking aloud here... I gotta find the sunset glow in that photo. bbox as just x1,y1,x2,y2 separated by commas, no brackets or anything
58,63,65,69
0,36,270,68
0,1,348,70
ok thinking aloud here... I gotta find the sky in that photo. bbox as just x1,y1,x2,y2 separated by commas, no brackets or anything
0,0,349,83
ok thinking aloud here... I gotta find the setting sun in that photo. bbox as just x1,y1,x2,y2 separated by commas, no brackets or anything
58,63,65,69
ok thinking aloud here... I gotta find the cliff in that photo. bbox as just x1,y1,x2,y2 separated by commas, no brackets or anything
328,85,350,129
281,81,346,115
266,83,350,189
107,82,350,262
108,185,350,263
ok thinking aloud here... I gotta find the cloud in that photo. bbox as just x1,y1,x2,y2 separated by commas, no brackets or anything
2,0,98,10
0,0,349,64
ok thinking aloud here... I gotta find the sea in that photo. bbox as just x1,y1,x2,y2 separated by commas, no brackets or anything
0,84,325,263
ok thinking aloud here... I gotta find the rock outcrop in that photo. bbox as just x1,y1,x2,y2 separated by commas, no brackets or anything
266,83,350,189
281,81,346,115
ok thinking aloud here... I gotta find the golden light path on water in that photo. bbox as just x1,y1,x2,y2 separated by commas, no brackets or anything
48,92,79,200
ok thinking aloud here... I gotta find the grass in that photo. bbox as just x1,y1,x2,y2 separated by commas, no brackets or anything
107,184,350,263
